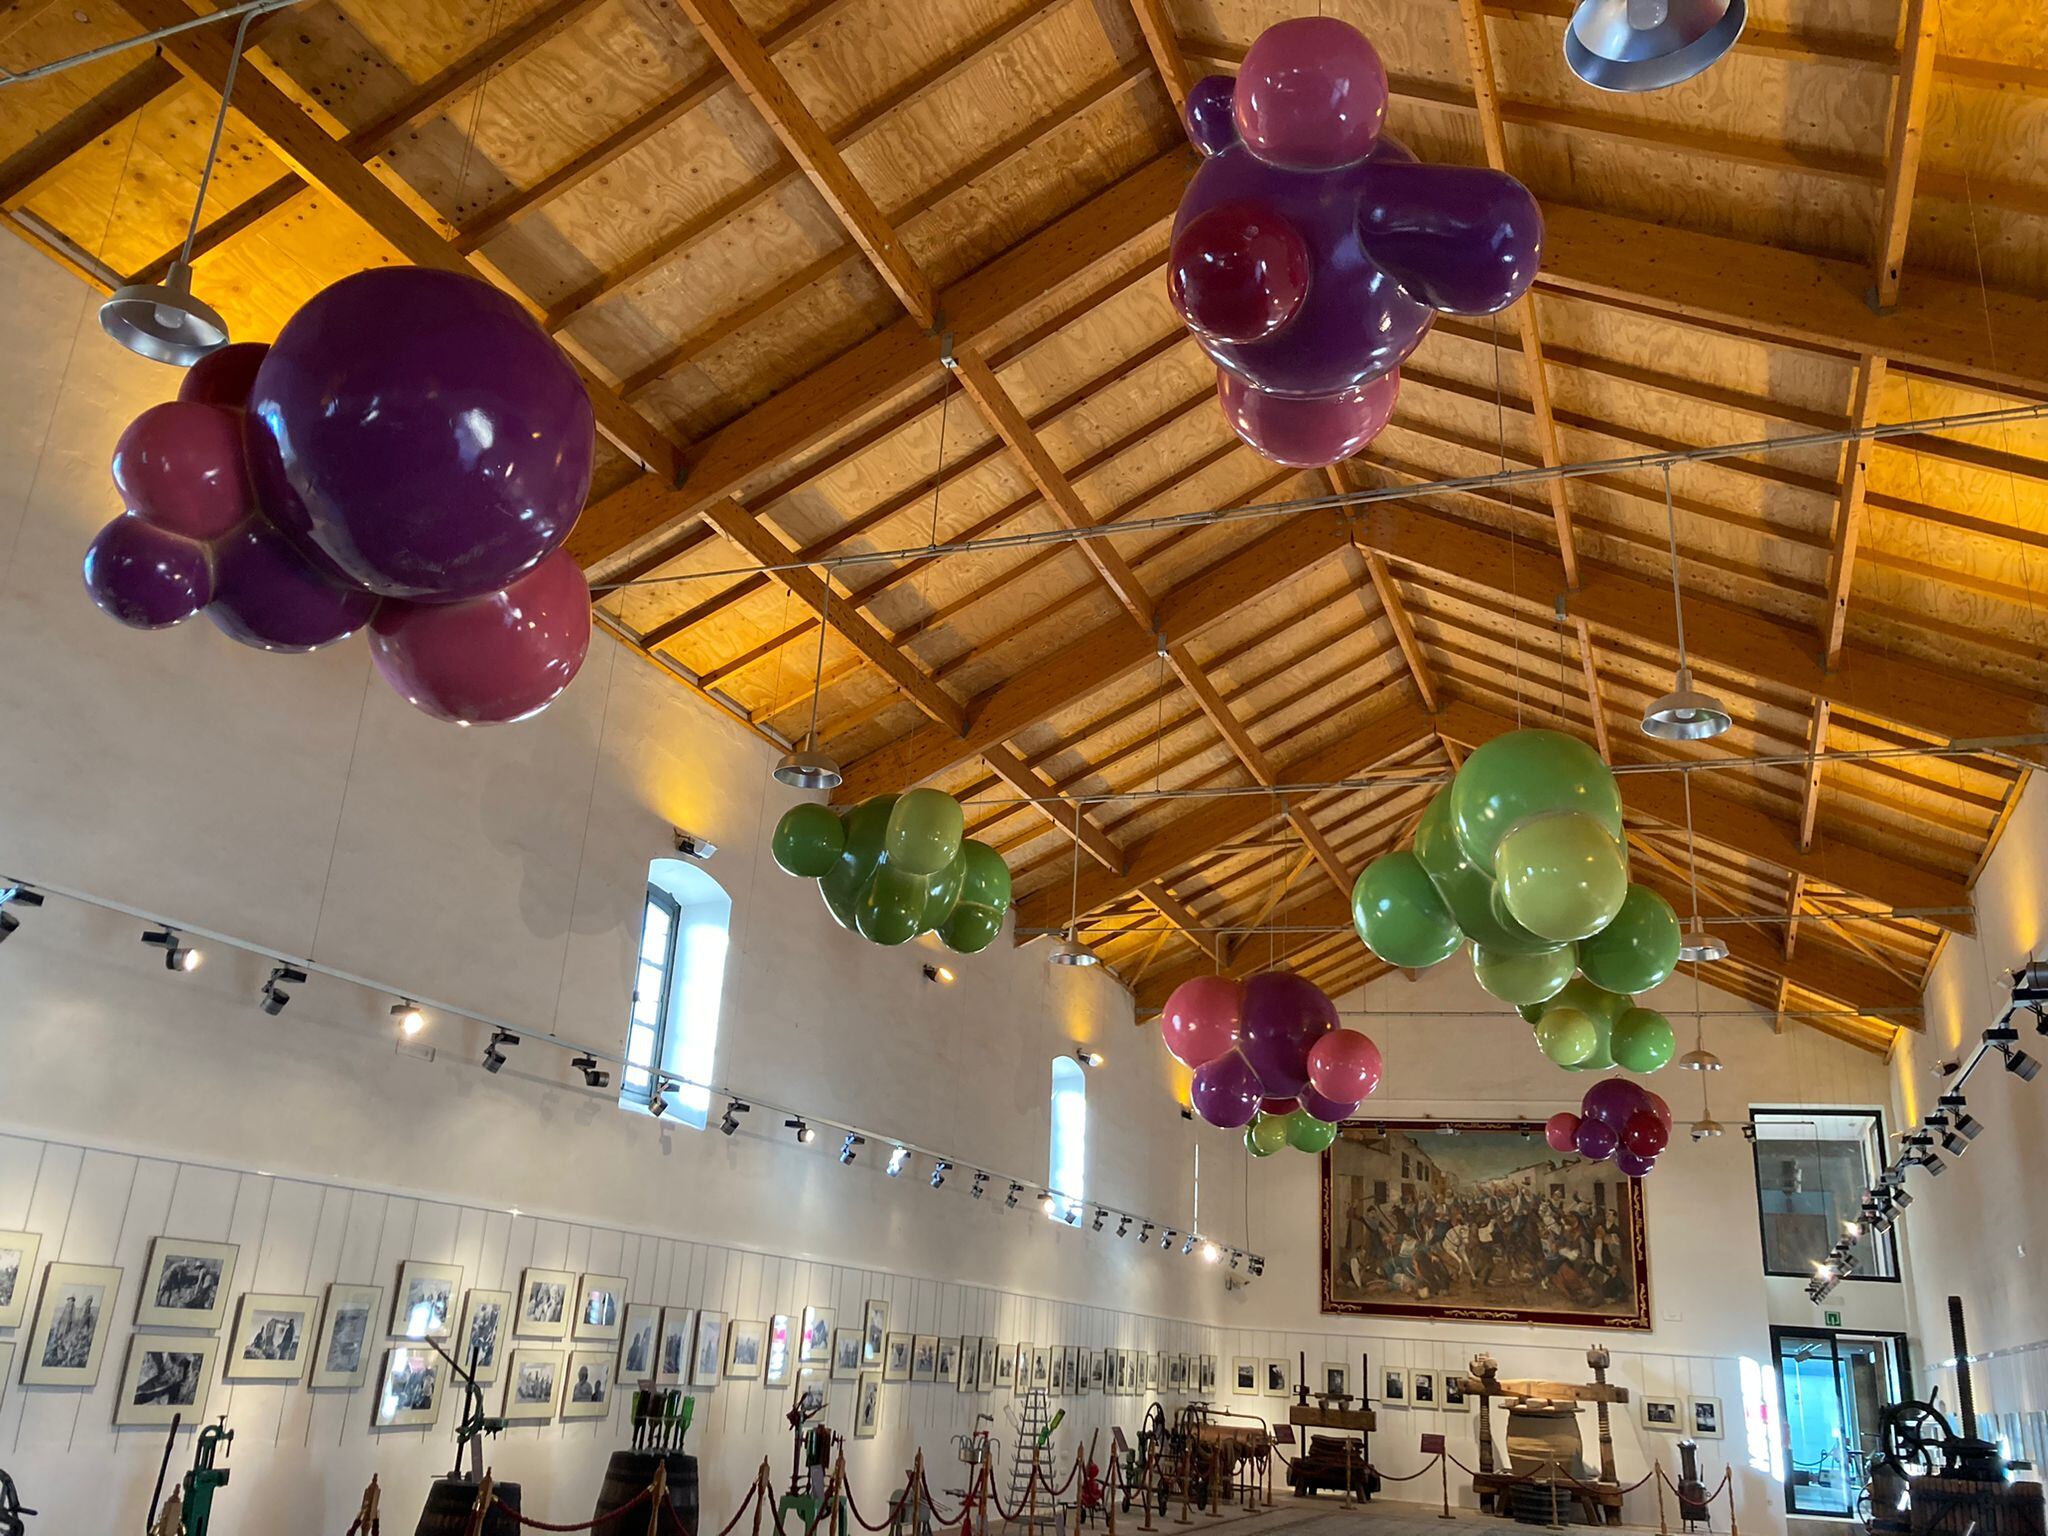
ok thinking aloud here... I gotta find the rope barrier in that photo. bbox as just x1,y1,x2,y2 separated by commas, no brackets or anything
1445,1451,1659,1496
501,1485,658,1531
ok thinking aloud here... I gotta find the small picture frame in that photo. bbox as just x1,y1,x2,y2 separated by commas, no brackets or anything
1442,1372,1470,1411
1382,1367,1407,1404
1263,1358,1288,1398
799,1305,834,1366
0,1343,12,1412
937,1336,959,1384
994,1343,1016,1388
390,1260,461,1341
978,1337,999,1392
1032,1346,1050,1389
726,1318,766,1379
1642,1396,1682,1431
832,1328,863,1379
655,1307,693,1386
692,1310,725,1387
766,1314,793,1386
115,1333,218,1425
954,1336,977,1392
223,1292,318,1382
0,1229,44,1330
516,1267,574,1339
310,1283,380,1389
1689,1396,1724,1439
619,1303,662,1383
503,1347,561,1422
375,1344,443,1427
574,1274,627,1342
912,1335,938,1383
854,1371,882,1438
1011,1342,1029,1391
1322,1363,1349,1398
862,1299,888,1366
884,1331,913,1382
563,1348,615,1419
1234,1357,1257,1393
456,1289,512,1384
1200,1356,1216,1394
137,1238,238,1331
21,1262,122,1387
796,1366,829,1419
1412,1370,1438,1407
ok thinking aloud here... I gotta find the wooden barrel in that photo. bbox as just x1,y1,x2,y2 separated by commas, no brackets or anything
414,1477,521,1536
596,1450,698,1532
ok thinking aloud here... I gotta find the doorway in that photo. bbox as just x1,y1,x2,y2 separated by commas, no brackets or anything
1771,1327,1909,1518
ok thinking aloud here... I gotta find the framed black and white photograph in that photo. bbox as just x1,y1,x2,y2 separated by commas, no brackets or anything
952,1336,975,1391
862,1299,888,1366
1441,1372,1470,1411
1322,1363,1349,1398
883,1331,912,1382
994,1343,1015,1389
1689,1396,1724,1439
1032,1345,1051,1389
375,1345,442,1428
796,1367,828,1419
1234,1357,1257,1393
799,1305,834,1366
656,1307,693,1387
21,1261,121,1387
1089,1350,1107,1394
136,1238,237,1331
936,1336,959,1383
766,1314,793,1386
503,1348,561,1423
115,1333,218,1426
517,1267,574,1339
0,1229,42,1330
911,1333,938,1382
854,1371,882,1438
619,1303,661,1383
309,1283,380,1389
223,1292,317,1382
1011,1342,1029,1391
563,1348,615,1419
832,1328,862,1379
1642,1396,1681,1431
1382,1367,1407,1404
456,1289,511,1384
1412,1370,1437,1407
978,1337,999,1392
692,1310,725,1387
390,1260,460,1341
0,1343,12,1413
1200,1356,1216,1394
574,1273,627,1342
725,1317,766,1379
1263,1358,1288,1398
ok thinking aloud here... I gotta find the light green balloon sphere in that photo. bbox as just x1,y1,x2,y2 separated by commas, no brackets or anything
772,802,845,878
1534,1005,1598,1067
1573,1013,1617,1072
1351,850,1463,967
940,902,1004,954
955,840,1012,914
1413,788,1559,956
1473,941,1578,1006
1550,976,1633,1030
839,794,898,886
1246,1113,1290,1158
1611,1007,1678,1073
854,863,926,946
1497,810,1630,942
1284,1110,1338,1154
1578,884,1682,994
885,787,965,877
1449,728,1624,875
919,854,967,933
819,871,858,930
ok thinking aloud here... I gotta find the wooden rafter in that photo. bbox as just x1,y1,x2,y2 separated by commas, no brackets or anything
1874,0,1942,310
1798,701,1832,852
1126,0,1196,115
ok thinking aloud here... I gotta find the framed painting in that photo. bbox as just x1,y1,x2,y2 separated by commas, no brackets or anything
1321,1121,1651,1330
883,1331,912,1382
655,1308,693,1387
854,1371,882,1438
692,1311,725,1387
725,1318,766,1379
516,1267,574,1339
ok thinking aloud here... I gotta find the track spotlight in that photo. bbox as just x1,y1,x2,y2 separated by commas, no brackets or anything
1248,1255,1264,1278
970,1171,988,1199
929,1159,951,1189
786,1118,816,1144
391,1000,427,1036
1181,1233,1198,1256
2005,1047,2043,1082
1202,1241,1222,1263
1039,1191,1057,1216
671,830,717,861
887,1146,910,1177
142,928,201,973
571,1054,611,1089
1892,1187,1913,1210
1138,1223,1153,1244
1116,1216,1131,1237
719,1100,749,1136
483,1029,517,1073
1229,1251,1241,1270
1074,1047,1104,1068
650,1079,672,1120
1065,1206,1080,1226
259,964,307,1015
839,1134,864,1165
1005,1182,1021,1210
922,963,956,985
1160,1228,1177,1250
1092,1208,1107,1232
0,882,43,943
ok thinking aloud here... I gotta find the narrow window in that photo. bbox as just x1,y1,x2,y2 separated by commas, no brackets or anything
1750,1108,1897,1279
1048,1057,1086,1221
621,860,731,1129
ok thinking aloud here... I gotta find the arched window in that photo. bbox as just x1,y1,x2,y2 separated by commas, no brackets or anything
1048,1056,1086,1221
622,859,731,1129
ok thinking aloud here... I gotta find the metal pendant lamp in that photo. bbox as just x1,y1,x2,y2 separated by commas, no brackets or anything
1049,801,1098,967
1673,770,1728,964
99,11,259,365
1565,0,1746,93
1642,467,1733,741
773,576,844,790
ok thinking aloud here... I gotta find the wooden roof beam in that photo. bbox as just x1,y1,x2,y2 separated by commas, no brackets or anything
1874,0,1941,310
1127,0,1196,115
1824,358,1888,665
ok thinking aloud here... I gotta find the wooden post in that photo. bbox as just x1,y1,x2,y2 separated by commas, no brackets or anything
1588,1348,1619,1489
1106,1444,1118,1536
1139,1441,1155,1533
1724,1469,1739,1536
1439,1452,1453,1520
912,1451,926,1536
754,1459,774,1536
1175,1442,1191,1526
648,1461,669,1536
1546,1462,1562,1531
1655,1462,1670,1536
467,1474,494,1536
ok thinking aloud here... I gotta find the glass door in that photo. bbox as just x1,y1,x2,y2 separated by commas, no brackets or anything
1771,1327,1907,1518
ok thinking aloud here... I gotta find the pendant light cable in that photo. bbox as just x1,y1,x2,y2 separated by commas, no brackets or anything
178,7,260,280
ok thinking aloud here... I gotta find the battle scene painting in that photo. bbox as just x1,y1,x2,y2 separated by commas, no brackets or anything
1321,1122,1650,1330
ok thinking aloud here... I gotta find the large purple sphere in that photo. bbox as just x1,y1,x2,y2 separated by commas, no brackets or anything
83,513,212,629
245,267,594,603
1239,970,1339,1098
207,517,381,653
1190,1051,1264,1130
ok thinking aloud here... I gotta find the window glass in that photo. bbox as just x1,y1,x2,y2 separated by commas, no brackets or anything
1751,1108,1896,1278
620,860,731,1130
1048,1057,1086,1222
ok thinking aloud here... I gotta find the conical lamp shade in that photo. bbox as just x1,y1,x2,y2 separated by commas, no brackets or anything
99,260,228,367
1565,0,1746,92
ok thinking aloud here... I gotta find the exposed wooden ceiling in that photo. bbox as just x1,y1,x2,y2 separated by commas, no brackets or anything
7,0,2045,1056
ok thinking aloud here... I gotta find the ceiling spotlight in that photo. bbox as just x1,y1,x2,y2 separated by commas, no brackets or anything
2004,1047,2043,1083
1049,938,1099,967
1229,1250,1242,1270
1064,1206,1080,1226
1181,1233,1198,1256
1642,666,1735,741
259,965,307,1016
1039,1191,1057,1216
786,1117,816,1144
0,882,44,943
1160,1228,1177,1250
1248,1255,1264,1278
922,963,955,985
483,1029,518,1074
929,1159,951,1189
100,265,227,367
1116,1216,1131,1237
719,1100,749,1136
1678,1047,1723,1071
1138,1222,1153,1244
1892,1187,1913,1210
839,1134,864,1165
887,1146,910,1177
571,1054,611,1089
1074,1047,1105,1068
671,830,717,861
650,1079,672,1120
970,1171,988,1199
1689,1116,1725,1141
141,928,201,973
1092,1208,1107,1232
1918,1151,1948,1177
1678,925,1729,963
1936,1059,1962,1077
391,1000,427,1036
1005,1182,1022,1210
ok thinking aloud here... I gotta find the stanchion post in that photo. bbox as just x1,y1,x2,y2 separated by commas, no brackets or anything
1106,1446,1118,1536
1139,1445,1155,1533
912,1452,926,1536
1439,1452,1453,1521
648,1461,670,1536
1546,1462,1562,1531
1655,1465,1670,1536
467,1474,495,1536
1175,1445,1191,1527
1724,1469,1738,1536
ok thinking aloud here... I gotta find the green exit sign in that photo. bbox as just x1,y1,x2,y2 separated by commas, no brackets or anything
1824,1309,1844,1328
